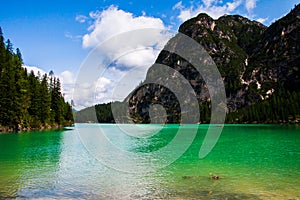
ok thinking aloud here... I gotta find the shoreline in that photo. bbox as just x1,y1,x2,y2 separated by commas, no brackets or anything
75,118,300,125
0,123,74,134
1,121,298,133
74,122,300,125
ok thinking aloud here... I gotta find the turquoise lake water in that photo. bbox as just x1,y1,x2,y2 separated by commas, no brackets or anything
0,124,299,199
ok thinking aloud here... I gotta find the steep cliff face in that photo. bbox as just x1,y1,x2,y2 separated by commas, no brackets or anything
246,5,300,91
127,4,300,123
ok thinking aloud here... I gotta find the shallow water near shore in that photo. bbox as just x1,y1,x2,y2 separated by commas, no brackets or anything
0,124,299,199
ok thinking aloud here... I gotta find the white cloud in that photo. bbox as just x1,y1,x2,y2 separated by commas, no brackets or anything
73,81,98,109
82,5,172,69
256,17,268,24
227,0,243,12
23,65,46,77
71,6,173,109
115,48,158,68
245,0,257,13
82,5,170,49
59,70,105,110
173,0,243,21
202,0,216,7
59,70,76,104
65,32,82,41
76,14,88,23
60,70,74,84
72,60,151,110
95,77,112,100
172,1,184,10
72,67,126,110
177,10,193,22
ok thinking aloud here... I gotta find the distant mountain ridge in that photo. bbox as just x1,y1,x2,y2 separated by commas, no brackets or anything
75,4,300,124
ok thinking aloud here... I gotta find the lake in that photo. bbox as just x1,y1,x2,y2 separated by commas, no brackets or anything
0,124,299,199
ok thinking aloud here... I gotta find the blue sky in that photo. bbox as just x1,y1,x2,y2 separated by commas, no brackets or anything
0,0,298,109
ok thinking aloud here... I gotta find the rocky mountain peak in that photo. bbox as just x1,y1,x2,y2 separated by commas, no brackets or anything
218,14,266,28
126,4,300,123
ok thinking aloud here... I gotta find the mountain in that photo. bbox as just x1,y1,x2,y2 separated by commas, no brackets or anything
149,13,267,112
76,4,300,124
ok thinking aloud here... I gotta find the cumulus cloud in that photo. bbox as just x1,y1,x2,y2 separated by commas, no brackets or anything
59,70,76,104
245,0,257,13
115,48,158,68
95,77,112,101
60,70,74,84
71,6,173,110
73,77,113,109
73,81,97,109
82,5,170,49
173,0,243,21
23,65,46,76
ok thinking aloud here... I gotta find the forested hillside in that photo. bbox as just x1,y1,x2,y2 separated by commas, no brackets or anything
0,27,74,131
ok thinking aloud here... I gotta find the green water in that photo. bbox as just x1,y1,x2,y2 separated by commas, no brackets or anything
0,124,299,199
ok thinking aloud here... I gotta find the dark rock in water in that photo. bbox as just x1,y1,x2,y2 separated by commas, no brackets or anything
182,175,193,179
211,174,220,180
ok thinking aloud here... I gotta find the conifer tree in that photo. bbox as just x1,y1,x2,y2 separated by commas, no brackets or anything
39,74,51,124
